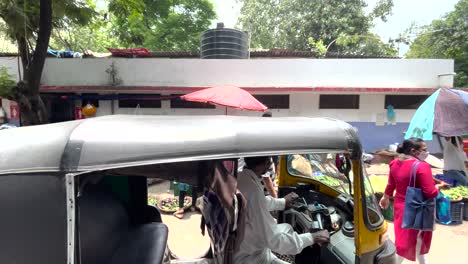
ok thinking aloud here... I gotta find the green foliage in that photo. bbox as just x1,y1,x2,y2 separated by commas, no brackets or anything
336,33,397,57
369,0,394,22
50,10,120,52
0,0,95,42
406,0,467,87
108,0,216,51
0,66,15,98
0,0,96,125
0,27,17,52
237,0,396,56
49,0,217,52
307,37,326,57
405,29,444,58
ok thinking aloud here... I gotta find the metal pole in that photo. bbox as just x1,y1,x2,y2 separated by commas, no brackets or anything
66,174,76,264
111,94,115,115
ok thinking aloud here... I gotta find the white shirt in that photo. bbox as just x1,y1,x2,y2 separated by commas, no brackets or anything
442,137,467,171
237,158,245,172
234,169,314,264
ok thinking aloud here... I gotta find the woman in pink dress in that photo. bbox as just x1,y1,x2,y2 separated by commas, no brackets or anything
379,138,446,263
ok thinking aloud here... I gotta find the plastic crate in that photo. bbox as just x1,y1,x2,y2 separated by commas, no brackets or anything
463,200,468,221
450,202,464,225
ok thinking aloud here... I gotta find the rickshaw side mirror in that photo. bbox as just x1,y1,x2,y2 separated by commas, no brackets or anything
335,154,351,175
336,153,353,195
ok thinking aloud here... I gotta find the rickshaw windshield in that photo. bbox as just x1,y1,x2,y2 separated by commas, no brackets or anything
286,153,352,195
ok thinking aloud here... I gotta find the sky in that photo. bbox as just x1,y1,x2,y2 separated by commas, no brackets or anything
210,0,460,56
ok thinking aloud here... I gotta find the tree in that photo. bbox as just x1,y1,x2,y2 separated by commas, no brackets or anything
49,0,217,52
50,10,120,53
0,66,15,98
0,0,94,125
332,32,397,57
406,0,467,87
108,0,216,51
237,0,396,56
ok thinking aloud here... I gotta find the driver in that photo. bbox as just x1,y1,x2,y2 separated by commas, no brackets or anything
234,156,330,264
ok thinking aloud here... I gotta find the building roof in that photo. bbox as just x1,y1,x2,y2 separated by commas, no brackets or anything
0,49,398,59
0,115,361,175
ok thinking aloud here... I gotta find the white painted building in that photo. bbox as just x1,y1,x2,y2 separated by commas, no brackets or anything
0,55,456,151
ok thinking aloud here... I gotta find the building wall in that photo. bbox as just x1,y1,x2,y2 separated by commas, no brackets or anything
37,58,454,88
0,57,455,152
96,93,416,122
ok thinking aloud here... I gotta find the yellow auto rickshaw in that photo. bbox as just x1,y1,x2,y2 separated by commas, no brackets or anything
0,115,394,264
277,151,394,263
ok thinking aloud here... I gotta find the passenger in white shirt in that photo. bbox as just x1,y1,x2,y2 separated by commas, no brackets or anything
234,156,329,264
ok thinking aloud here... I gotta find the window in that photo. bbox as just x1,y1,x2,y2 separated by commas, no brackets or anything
170,94,215,109
118,94,162,108
81,93,100,107
253,94,290,109
319,95,359,109
384,95,428,109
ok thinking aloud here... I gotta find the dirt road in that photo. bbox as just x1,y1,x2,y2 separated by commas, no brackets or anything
387,221,468,263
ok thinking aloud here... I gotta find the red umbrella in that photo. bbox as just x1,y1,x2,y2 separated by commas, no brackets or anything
181,85,268,112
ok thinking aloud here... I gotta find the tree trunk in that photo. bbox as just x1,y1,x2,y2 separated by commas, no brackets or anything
14,82,48,126
14,0,52,126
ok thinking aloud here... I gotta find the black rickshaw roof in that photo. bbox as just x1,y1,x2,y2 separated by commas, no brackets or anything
0,115,362,175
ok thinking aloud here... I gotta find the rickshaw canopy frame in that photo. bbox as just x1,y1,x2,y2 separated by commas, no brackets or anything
0,115,362,176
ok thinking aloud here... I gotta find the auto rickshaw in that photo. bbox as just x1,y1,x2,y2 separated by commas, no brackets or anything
0,115,395,264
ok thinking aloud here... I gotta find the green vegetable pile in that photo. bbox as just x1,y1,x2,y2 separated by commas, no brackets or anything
157,197,191,212
148,196,158,207
441,186,468,200
315,175,341,187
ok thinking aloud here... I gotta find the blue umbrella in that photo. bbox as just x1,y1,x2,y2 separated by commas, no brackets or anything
405,88,468,140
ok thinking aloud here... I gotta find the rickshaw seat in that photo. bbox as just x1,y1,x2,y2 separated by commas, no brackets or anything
78,185,168,264
110,223,168,264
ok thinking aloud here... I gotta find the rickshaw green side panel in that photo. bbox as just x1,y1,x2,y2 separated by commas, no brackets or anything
103,176,131,206
0,174,67,264
100,175,149,225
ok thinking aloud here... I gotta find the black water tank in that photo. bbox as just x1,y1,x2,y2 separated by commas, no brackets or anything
200,23,249,59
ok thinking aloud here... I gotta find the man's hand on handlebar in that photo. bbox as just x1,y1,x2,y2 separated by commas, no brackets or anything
311,230,330,246
284,192,300,208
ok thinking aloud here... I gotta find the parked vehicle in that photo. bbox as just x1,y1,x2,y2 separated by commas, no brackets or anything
0,115,395,264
